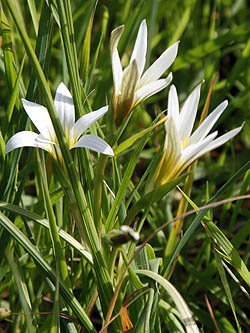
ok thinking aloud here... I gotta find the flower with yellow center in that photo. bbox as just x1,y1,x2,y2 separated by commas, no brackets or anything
111,19,179,125
5,83,114,160
154,83,243,186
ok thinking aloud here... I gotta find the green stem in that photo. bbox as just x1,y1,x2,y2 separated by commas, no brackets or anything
93,104,117,233
37,151,72,291
93,154,109,232
164,163,196,278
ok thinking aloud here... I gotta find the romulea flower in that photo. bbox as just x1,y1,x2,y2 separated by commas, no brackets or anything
5,83,114,161
153,83,243,187
111,19,179,126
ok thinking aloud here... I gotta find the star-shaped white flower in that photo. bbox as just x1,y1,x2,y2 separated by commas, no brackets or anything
5,83,114,161
111,19,179,125
154,83,243,186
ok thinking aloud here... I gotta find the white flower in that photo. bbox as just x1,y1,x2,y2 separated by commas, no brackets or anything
154,83,243,186
111,19,179,125
5,83,114,161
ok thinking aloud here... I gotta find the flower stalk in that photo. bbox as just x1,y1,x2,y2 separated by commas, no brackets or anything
36,150,72,291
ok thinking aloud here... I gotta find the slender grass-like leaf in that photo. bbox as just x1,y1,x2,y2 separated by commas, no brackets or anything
145,0,158,68
159,299,185,332
114,116,166,155
31,187,64,214
219,36,250,109
0,201,93,265
133,288,154,333
123,175,185,227
55,0,83,117
27,0,39,35
136,270,200,333
162,159,250,276
168,0,196,46
105,137,147,232
0,211,95,331
229,168,250,236
222,261,250,300
205,220,250,287
214,251,242,333
120,248,146,290
80,4,96,83
1,9,17,91
0,130,5,159
85,28,104,93
175,186,250,287
144,288,155,332
6,250,35,333
6,56,25,122
173,23,250,71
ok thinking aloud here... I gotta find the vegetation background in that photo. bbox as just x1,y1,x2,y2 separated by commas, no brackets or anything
0,0,250,332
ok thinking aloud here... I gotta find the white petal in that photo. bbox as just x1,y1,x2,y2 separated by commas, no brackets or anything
195,125,243,158
72,134,114,156
179,82,202,141
36,134,56,145
54,82,75,140
180,131,218,165
73,106,109,141
188,100,228,146
164,116,182,163
139,41,179,87
167,85,180,129
130,19,147,79
119,60,139,109
134,73,172,108
5,131,50,154
22,99,55,139
110,25,124,97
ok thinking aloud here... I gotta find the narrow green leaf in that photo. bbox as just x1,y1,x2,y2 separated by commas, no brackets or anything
123,175,185,227
206,220,250,287
1,9,17,91
114,116,166,155
0,211,95,331
136,270,199,333
214,251,242,333
163,159,250,276
121,248,146,290
159,299,186,332
85,30,103,93
230,168,250,237
6,250,34,333
0,201,93,265
0,130,5,159
105,137,147,231
168,0,196,46
32,187,64,215
173,23,250,71
27,0,39,35
144,288,155,333
6,55,25,122
55,0,83,117
80,5,95,83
